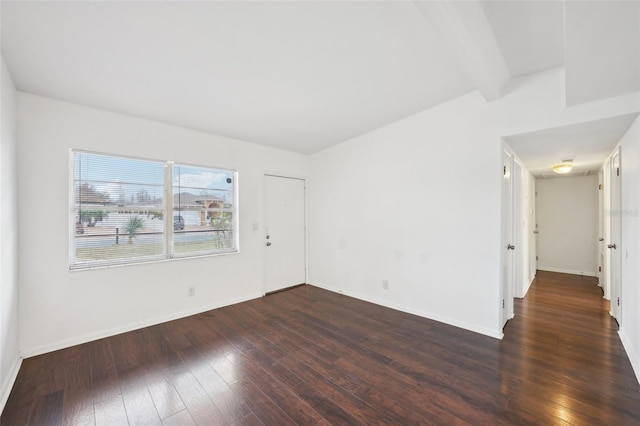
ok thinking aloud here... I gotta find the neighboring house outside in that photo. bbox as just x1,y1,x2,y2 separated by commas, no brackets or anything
173,192,226,227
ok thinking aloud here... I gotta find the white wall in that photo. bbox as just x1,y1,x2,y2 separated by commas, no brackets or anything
0,57,20,411
17,93,308,356
618,116,640,382
536,175,598,276
308,91,503,338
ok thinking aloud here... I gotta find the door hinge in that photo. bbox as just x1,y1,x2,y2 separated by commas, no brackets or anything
536,255,538,260
618,297,620,306
599,184,602,190
503,166,506,176
617,167,620,176
598,266,602,272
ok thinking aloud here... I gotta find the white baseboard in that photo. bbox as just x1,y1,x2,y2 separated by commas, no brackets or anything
20,292,262,358
1,356,22,414
537,266,597,277
619,328,640,386
521,274,535,298
309,281,503,340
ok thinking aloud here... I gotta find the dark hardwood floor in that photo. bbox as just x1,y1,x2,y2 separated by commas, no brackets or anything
2,271,640,425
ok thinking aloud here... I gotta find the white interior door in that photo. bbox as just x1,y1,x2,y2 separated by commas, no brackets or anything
609,149,622,321
264,175,306,293
502,151,515,327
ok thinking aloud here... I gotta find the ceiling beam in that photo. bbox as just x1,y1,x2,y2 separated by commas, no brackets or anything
413,1,510,102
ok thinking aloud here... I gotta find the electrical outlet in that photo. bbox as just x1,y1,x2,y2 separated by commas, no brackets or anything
383,280,389,290
188,287,195,297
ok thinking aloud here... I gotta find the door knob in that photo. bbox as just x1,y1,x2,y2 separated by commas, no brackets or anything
599,238,604,241
507,244,515,250
533,231,539,234
266,242,272,247
607,243,617,249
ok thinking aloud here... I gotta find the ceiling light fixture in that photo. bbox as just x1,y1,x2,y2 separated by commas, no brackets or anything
552,160,573,174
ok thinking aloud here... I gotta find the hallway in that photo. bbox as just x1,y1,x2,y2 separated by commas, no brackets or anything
503,270,640,424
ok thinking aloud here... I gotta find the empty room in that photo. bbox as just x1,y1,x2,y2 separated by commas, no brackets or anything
1,1,640,424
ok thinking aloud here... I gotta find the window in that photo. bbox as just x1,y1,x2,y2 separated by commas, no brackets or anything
70,150,237,269
173,164,235,257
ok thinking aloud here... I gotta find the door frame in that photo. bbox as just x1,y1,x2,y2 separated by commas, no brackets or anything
608,148,622,321
602,157,612,300
530,178,538,289
513,159,523,300
598,169,606,292
262,171,309,295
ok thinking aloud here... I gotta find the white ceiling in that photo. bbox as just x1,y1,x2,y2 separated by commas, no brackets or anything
2,1,476,154
481,0,565,77
504,113,639,177
1,1,639,157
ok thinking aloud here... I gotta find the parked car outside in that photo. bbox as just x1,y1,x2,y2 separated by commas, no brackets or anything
173,215,185,231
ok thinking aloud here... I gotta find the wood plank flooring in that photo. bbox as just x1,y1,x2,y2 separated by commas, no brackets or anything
2,271,640,425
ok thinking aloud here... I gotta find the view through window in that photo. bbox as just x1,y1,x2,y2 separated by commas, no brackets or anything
70,150,237,269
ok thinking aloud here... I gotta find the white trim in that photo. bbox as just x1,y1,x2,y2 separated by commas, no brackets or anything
619,328,640,385
521,274,535,298
68,248,238,272
537,266,597,277
0,357,22,414
20,292,262,358
309,281,503,340
512,159,523,306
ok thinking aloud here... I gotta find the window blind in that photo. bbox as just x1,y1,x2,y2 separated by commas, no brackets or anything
71,151,166,268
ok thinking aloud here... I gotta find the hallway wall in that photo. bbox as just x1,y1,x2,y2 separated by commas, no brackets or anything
536,175,598,276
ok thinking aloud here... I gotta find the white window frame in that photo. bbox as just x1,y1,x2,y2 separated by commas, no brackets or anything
69,150,239,270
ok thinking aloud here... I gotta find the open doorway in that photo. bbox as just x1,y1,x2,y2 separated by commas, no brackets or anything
501,114,638,334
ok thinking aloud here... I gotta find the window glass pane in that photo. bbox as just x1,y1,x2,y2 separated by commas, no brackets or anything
72,151,166,268
174,221,234,254
172,164,236,256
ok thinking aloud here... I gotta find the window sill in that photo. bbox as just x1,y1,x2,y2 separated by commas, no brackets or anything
69,249,239,272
